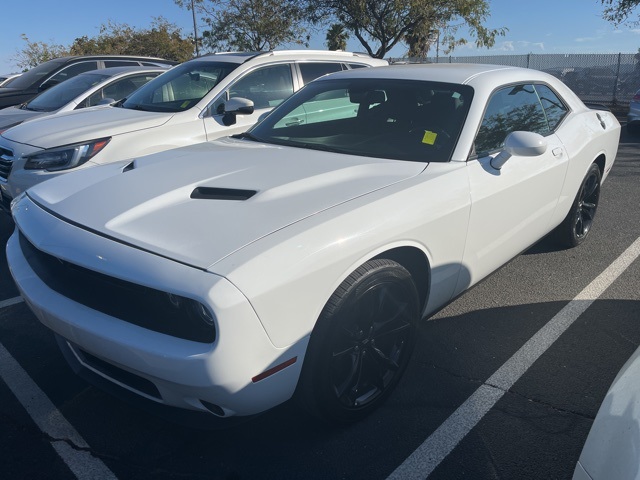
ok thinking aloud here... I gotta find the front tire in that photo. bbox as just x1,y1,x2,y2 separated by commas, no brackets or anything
297,259,420,423
554,162,601,248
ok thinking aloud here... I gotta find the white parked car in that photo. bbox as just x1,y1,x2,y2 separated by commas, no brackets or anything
0,50,387,212
573,345,640,480
7,64,620,423
0,66,167,133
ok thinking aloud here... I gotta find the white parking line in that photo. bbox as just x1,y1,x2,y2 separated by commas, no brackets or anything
0,296,23,309
388,236,640,480
0,342,118,480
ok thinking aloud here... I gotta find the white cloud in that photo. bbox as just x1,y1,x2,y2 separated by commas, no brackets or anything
499,41,515,51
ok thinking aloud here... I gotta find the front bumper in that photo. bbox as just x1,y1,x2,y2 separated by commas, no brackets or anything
7,196,307,417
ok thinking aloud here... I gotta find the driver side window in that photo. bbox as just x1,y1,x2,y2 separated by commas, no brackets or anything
215,64,294,113
475,84,548,156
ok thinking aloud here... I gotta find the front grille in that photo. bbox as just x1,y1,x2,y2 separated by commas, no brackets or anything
19,232,216,343
0,145,14,181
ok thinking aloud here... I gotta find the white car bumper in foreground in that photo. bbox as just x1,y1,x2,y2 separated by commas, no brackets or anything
7,198,307,418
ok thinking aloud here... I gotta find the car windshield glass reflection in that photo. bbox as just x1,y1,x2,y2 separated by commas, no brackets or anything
3,59,67,90
250,78,473,163
122,61,237,113
24,72,110,112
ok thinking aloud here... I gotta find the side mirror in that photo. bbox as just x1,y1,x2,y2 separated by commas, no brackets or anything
491,131,547,170
97,98,117,106
222,97,255,126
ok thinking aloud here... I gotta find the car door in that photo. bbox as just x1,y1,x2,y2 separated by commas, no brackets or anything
204,63,295,139
459,83,570,289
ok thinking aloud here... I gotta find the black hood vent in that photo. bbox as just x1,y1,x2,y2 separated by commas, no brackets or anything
190,187,256,201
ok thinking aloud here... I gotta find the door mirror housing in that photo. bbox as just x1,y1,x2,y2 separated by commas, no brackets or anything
491,131,548,170
222,97,255,126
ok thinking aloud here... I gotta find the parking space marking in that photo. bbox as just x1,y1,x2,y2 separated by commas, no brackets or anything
0,342,118,480
388,236,640,480
0,296,23,309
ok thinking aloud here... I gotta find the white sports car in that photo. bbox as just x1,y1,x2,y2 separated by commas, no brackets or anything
7,64,620,423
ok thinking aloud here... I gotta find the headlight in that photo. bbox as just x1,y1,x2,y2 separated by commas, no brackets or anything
24,137,111,171
166,293,217,341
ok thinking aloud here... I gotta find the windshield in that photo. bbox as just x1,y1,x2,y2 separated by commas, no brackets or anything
24,72,110,111
249,78,474,163
122,61,237,113
3,58,67,90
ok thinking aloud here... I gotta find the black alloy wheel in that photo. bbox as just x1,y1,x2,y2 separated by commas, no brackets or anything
555,162,601,248
297,259,420,423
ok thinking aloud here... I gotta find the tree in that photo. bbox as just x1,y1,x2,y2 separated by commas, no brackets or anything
326,23,349,50
12,34,69,70
601,0,640,24
177,0,309,52
306,0,506,59
69,18,194,62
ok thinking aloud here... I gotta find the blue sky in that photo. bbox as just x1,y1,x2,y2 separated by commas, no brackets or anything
2,0,640,74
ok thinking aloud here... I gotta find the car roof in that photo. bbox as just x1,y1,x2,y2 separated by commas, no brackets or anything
76,65,170,77
49,55,178,65
318,63,533,84
196,50,387,65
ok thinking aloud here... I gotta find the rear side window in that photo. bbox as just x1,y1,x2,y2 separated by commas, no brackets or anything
104,60,142,68
298,62,343,84
535,84,568,131
46,61,99,87
475,84,548,155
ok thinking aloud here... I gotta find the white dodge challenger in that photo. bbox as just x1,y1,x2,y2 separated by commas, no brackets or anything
7,64,620,423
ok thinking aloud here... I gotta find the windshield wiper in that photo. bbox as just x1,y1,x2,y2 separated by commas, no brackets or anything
231,131,264,142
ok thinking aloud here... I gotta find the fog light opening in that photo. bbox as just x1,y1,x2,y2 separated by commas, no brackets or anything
200,400,226,417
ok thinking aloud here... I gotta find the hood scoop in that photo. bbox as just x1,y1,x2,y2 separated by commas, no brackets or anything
122,161,135,172
190,186,257,201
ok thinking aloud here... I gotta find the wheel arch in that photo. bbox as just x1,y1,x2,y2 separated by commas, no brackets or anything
593,153,605,176
372,246,431,312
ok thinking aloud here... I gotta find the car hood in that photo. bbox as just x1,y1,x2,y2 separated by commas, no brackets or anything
26,138,426,270
0,107,44,129
1,106,173,147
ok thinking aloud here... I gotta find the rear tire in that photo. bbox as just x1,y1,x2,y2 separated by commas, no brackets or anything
553,163,601,248
297,259,420,423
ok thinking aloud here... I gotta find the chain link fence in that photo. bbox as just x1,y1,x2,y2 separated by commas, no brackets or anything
389,53,640,112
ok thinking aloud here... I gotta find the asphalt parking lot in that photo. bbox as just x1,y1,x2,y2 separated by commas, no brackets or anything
1,126,639,480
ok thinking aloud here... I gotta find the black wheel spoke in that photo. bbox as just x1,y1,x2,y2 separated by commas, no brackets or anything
584,177,599,198
332,344,357,359
370,344,400,371
372,320,411,341
334,351,364,402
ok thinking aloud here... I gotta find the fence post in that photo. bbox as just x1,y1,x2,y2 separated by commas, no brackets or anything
527,53,531,69
613,52,622,107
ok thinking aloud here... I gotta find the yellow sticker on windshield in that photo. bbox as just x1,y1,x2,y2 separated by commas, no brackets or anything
422,131,437,145
180,101,190,109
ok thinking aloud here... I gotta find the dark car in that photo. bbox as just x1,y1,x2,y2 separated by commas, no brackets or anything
0,55,177,109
